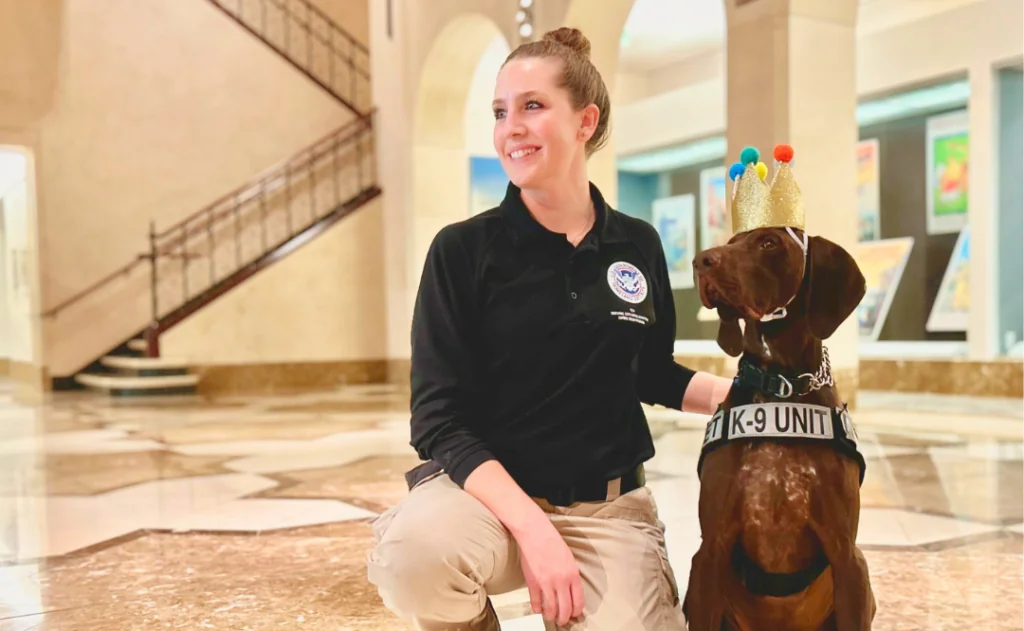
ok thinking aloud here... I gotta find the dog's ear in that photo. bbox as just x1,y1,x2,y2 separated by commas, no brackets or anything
805,236,866,340
716,308,744,357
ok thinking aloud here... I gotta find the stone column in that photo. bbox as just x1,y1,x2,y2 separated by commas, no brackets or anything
724,0,861,406
966,63,998,359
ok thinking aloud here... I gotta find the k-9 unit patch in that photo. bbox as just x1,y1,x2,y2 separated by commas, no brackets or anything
607,261,648,304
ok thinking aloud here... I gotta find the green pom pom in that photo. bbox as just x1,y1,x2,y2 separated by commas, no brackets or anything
740,146,760,165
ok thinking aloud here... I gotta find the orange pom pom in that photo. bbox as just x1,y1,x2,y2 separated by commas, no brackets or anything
774,144,794,163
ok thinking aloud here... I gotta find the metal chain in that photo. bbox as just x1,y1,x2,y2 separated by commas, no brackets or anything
799,346,834,392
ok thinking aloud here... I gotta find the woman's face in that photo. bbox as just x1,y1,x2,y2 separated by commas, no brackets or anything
492,56,597,191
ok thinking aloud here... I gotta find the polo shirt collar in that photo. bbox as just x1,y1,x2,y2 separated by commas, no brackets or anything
498,181,629,249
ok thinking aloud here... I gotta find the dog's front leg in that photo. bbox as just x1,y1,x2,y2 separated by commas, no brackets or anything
830,547,876,631
682,541,728,631
810,521,875,631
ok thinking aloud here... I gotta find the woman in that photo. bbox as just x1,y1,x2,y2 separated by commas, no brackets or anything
367,27,732,630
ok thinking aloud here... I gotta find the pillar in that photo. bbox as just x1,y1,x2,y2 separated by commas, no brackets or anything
966,63,998,359
724,0,861,406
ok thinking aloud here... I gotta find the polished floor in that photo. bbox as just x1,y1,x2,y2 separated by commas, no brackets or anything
0,381,1021,630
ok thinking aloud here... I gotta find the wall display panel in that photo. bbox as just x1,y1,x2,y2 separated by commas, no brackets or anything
925,225,970,333
699,166,730,251
468,156,507,217
859,108,966,342
857,139,881,242
854,237,915,341
925,109,970,235
651,194,696,290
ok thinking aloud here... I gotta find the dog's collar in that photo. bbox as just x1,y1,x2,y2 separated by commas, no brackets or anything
759,227,808,322
735,346,834,399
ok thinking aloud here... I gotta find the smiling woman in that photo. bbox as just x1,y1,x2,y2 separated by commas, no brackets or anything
367,26,733,631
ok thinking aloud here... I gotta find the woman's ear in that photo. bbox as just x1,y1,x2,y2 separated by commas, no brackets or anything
804,236,867,340
578,103,600,142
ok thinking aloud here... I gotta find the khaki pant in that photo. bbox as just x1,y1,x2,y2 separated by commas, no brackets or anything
366,473,685,630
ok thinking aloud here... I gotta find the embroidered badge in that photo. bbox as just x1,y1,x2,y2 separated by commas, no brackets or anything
607,261,648,304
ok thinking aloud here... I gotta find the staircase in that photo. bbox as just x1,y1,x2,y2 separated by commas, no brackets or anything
43,0,378,396
205,0,371,115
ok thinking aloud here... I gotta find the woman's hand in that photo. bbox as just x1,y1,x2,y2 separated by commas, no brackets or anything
514,516,585,625
681,371,733,415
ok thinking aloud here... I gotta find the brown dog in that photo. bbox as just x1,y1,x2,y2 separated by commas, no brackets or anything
684,226,875,631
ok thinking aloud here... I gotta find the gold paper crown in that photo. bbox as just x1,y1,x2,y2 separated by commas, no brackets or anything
729,144,805,234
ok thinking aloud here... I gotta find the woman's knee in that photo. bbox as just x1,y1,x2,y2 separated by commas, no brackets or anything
366,477,513,613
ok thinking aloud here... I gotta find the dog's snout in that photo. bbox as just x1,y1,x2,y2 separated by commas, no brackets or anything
693,249,722,273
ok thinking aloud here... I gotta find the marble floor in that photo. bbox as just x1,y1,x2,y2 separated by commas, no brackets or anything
0,382,1021,630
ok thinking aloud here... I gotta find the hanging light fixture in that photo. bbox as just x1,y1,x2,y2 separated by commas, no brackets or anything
516,0,535,43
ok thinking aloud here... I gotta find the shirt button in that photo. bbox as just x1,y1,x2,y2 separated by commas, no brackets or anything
570,292,578,299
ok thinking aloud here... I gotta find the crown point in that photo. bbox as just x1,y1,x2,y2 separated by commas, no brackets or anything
774,144,794,163
728,162,745,181
740,147,760,165
755,161,768,181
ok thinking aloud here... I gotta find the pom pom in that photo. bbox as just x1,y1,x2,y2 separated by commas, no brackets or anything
755,161,768,181
728,162,745,181
740,146,760,165
774,144,794,163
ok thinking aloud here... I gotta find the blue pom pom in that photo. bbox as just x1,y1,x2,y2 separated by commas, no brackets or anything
740,146,760,165
728,162,745,181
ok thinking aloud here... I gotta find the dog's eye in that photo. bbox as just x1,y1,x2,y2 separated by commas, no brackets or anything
760,239,776,250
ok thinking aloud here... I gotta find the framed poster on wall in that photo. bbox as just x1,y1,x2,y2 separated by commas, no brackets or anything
652,194,696,290
856,138,881,241
925,110,969,235
853,237,915,341
926,225,970,332
468,156,508,217
699,166,730,251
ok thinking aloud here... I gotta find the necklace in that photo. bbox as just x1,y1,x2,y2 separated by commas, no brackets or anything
566,208,595,246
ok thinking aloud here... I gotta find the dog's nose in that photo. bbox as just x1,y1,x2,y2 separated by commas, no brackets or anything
693,249,721,273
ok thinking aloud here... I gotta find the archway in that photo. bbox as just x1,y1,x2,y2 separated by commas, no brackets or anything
411,14,510,285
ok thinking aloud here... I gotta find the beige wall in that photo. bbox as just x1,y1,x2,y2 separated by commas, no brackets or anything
15,0,380,377
316,0,370,47
161,197,386,364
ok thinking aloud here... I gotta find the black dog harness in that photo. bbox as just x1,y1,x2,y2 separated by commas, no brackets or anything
696,396,867,598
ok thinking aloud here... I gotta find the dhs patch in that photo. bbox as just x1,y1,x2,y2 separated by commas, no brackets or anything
607,261,648,304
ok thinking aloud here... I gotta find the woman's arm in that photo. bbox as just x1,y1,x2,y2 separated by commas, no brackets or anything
636,233,732,415
409,226,495,486
681,370,733,415
412,230,584,623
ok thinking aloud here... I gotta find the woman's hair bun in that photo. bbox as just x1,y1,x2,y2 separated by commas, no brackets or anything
542,27,591,58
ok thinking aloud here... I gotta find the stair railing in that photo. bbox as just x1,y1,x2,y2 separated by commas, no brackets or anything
206,0,371,115
44,112,379,342
141,111,378,356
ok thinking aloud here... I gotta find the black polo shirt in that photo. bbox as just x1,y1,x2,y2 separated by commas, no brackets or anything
409,181,695,494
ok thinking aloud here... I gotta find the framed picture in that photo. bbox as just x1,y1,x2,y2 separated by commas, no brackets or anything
856,138,881,241
853,237,915,341
698,166,730,251
468,156,508,217
926,225,970,332
925,110,969,235
652,194,696,290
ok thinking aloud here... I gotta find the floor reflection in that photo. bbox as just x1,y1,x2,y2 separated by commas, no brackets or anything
0,382,1020,630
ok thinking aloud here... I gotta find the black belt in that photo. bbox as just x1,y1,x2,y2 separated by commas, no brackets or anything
524,464,646,507
405,461,646,507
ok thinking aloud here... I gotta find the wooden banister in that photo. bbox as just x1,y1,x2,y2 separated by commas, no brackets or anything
205,0,371,115
44,110,375,319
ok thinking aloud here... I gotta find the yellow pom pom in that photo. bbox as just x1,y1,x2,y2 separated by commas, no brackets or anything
755,161,768,181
